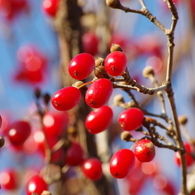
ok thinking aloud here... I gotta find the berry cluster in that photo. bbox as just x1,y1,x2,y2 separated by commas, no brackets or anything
50,47,161,181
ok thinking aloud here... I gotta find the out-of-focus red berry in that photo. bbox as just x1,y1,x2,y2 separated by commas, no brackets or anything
0,169,18,190
14,45,47,84
175,142,194,167
43,111,69,138
65,142,84,166
26,175,48,195
81,158,103,181
42,0,59,17
82,32,99,56
6,120,31,146
153,175,176,195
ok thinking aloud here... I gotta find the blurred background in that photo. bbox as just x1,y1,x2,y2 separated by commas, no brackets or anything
0,0,195,194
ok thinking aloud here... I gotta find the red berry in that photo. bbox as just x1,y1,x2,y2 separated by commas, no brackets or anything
110,149,135,179
175,142,194,167
0,115,2,129
68,53,95,80
52,86,81,111
42,0,59,17
6,120,31,146
0,0,29,21
26,175,48,195
81,158,103,181
43,110,69,138
153,175,176,195
15,44,47,84
125,159,147,195
65,142,84,166
85,105,113,134
82,32,99,56
109,33,129,50
0,169,18,190
104,51,127,76
134,139,155,162
190,191,195,195
37,135,64,162
17,45,47,71
118,108,144,131
85,78,113,108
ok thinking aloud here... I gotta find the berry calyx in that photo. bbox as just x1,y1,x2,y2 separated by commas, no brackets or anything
85,105,113,134
85,78,113,108
104,51,127,76
110,149,135,179
134,139,156,162
81,158,103,181
26,175,48,195
118,108,144,131
68,53,95,80
51,86,81,111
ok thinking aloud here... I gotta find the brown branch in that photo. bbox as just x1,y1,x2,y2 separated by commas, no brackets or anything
113,82,167,95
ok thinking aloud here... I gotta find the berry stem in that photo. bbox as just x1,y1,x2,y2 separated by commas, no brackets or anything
77,81,94,89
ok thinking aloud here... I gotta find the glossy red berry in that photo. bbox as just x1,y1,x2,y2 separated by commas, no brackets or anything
43,110,69,138
26,175,48,195
134,139,155,162
104,51,127,76
68,53,95,80
65,142,84,166
175,142,194,167
85,105,113,134
118,108,144,131
82,32,99,56
81,158,103,181
0,169,18,190
42,0,59,17
6,120,31,146
52,86,81,111
85,78,113,108
110,149,135,179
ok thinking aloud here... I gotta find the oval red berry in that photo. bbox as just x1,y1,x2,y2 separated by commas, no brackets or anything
51,86,81,111
118,108,144,131
81,158,103,181
26,175,48,195
104,51,127,76
110,149,135,179
85,105,113,134
134,139,155,162
68,53,95,80
85,78,113,108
